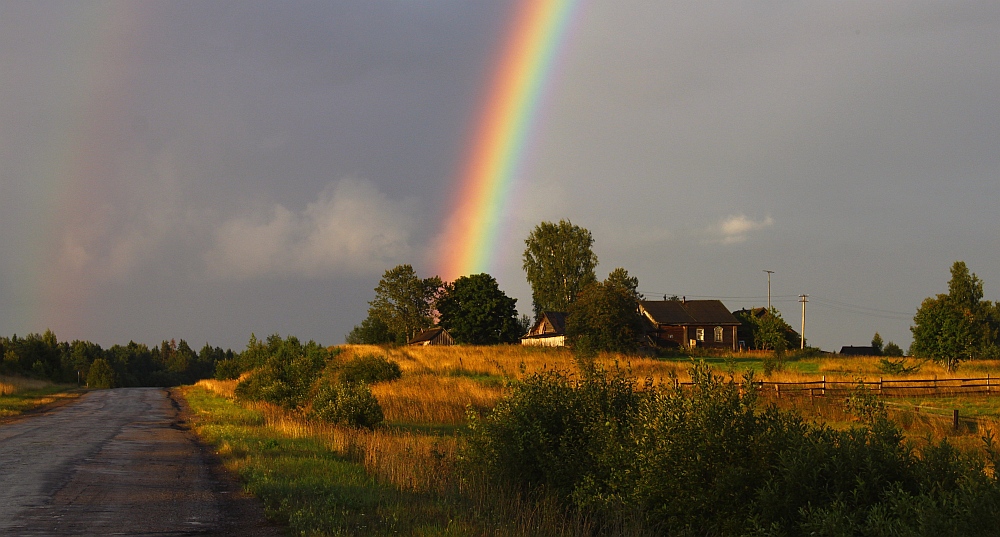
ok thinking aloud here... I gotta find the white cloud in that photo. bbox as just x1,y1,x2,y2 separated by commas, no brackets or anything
709,214,774,244
205,179,415,279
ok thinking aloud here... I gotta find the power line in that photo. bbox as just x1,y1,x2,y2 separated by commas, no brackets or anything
636,291,914,321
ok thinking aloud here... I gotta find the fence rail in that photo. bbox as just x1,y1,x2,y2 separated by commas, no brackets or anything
679,375,999,398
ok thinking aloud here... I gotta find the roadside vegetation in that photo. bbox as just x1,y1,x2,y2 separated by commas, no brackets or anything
183,342,1000,536
0,375,80,419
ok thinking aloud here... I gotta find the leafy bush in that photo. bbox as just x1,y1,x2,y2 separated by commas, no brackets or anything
338,354,401,385
309,381,384,428
86,358,118,389
464,362,1000,534
233,335,333,409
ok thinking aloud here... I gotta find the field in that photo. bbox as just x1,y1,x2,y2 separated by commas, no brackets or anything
183,346,1000,535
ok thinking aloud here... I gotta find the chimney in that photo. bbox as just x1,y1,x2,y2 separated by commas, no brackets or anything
682,296,686,305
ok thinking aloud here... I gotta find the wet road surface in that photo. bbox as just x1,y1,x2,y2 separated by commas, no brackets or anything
0,388,279,536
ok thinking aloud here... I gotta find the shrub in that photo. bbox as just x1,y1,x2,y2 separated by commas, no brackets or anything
309,381,384,428
233,335,333,409
464,361,1000,534
338,354,401,385
86,358,118,389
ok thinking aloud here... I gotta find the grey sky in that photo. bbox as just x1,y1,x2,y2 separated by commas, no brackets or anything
1,1,998,352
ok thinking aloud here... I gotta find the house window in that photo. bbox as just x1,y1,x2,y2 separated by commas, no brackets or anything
714,326,724,343
696,328,705,341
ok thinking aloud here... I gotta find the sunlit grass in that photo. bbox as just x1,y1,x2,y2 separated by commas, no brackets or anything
188,346,1000,535
185,382,630,536
0,376,79,418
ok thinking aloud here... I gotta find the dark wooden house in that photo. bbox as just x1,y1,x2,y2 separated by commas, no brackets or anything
407,327,455,346
521,312,567,347
640,299,741,351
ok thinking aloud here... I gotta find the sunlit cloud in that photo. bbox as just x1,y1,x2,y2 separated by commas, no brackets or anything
708,214,774,244
204,179,415,280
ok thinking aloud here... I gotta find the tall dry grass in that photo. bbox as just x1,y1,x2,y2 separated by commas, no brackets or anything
0,375,51,396
371,374,502,425
195,378,458,493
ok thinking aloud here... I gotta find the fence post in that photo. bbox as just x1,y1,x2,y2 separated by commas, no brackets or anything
776,383,780,398
879,377,883,395
953,409,959,430
822,375,826,396
989,373,992,395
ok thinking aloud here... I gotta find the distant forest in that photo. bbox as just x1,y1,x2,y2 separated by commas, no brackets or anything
0,330,236,388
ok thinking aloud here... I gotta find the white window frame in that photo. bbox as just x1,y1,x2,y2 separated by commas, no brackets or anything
696,328,705,341
714,326,724,343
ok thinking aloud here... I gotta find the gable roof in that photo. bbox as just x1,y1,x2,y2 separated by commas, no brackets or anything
408,327,451,345
840,345,878,356
540,312,566,334
526,312,567,337
640,300,740,326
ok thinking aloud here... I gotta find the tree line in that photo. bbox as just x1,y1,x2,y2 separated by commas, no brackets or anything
350,218,805,356
347,219,653,353
0,330,235,388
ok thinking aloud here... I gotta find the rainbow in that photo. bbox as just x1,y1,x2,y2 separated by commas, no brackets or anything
25,4,149,336
437,0,580,281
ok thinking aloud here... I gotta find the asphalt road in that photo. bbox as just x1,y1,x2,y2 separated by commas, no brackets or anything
0,388,281,536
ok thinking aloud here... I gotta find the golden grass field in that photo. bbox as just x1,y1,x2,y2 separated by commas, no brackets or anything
198,345,1000,466
188,345,1000,535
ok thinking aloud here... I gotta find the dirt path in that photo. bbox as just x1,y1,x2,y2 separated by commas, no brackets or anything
0,387,284,536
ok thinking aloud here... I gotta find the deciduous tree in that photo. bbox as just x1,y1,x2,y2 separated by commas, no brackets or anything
522,220,598,318
566,270,645,356
910,261,997,371
368,264,442,343
436,273,521,344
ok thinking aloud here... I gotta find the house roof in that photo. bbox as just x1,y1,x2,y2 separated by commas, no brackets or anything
408,327,448,345
840,345,879,356
540,312,566,334
640,300,740,326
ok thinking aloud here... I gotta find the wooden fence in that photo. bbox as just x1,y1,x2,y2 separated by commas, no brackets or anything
675,375,999,398
756,376,998,398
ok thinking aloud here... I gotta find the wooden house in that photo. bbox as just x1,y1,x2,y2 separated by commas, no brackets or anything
407,327,455,346
640,299,740,351
521,312,567,347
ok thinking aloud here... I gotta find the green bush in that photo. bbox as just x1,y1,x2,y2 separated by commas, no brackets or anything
463,364,643,512
309,381,384,428
233,335,333,409
464,362,1000,534
86,358,118,389
338,354,401,384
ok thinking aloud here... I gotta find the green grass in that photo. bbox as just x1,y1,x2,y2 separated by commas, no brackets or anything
182,386,466,536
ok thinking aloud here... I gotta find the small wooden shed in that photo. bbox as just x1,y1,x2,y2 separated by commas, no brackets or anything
408,327,455,346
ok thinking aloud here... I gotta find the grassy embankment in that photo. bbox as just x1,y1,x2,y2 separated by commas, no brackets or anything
183,345,1000,535
0,375,81,420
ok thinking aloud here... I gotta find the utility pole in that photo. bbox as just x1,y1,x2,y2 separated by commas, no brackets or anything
763,270,774,310
799,294,808,349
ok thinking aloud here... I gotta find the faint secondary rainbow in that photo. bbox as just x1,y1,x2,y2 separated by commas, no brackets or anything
23,4,149,336
437,0,580,281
